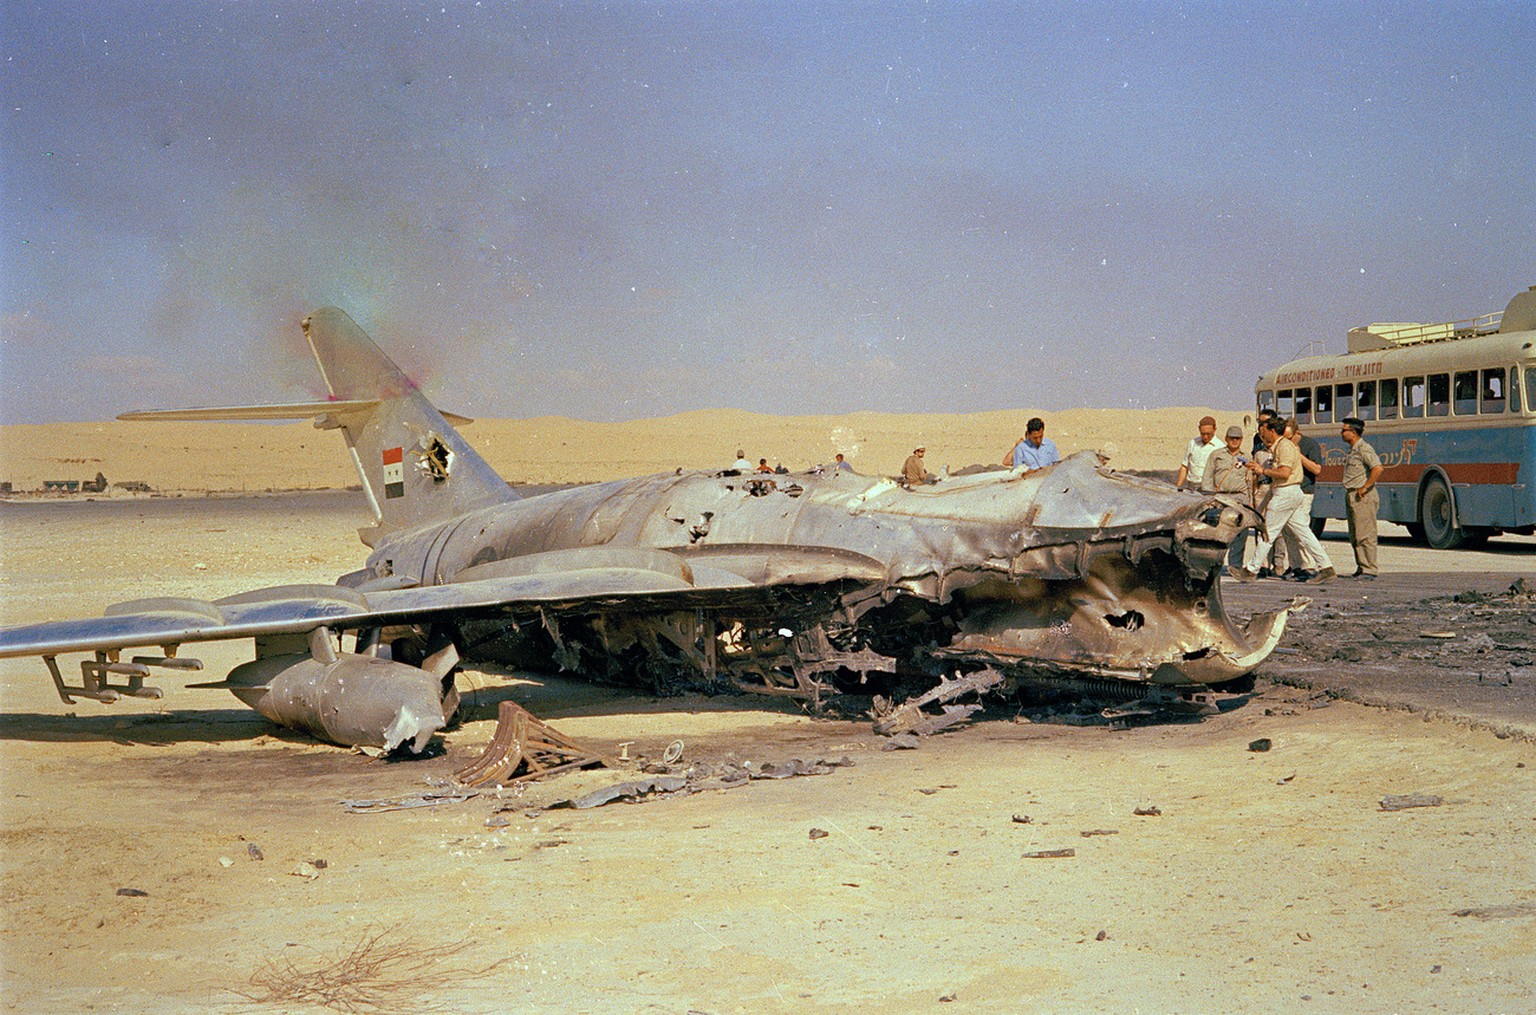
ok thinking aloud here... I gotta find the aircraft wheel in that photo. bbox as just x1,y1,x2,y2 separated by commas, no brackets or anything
1419,475,1466,550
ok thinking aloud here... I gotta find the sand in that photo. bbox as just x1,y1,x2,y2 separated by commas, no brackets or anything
1,416,1533,1012
0,405,1250,493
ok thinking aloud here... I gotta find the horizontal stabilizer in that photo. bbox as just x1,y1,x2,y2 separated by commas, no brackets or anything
119,400,381,422
119,402,474,426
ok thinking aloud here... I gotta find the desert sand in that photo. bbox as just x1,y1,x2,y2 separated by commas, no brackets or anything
1,415,1533,1013
0,405,1249,493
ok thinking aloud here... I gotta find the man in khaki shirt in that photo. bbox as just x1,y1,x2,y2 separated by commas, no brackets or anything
1230,417,1335,583
1340,416,1385,578
1205,425,1254,569
1201,426,1251,496
902,447,931,487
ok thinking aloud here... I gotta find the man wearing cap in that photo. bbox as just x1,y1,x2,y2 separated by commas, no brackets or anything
1340,416,1384,579
1201,425,1250,495
1006,417,1061,471
902,447,932,487
1204,425,1254,568
1175,416,1220,490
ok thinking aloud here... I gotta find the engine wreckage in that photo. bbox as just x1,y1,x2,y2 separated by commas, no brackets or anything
0,309,1299,762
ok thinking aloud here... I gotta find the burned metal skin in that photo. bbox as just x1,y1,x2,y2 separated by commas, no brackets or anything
0,307,1291,751
367,452,1280,700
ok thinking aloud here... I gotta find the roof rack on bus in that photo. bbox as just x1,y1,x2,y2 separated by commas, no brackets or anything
1346,310,1503,353
1344,285,1536,354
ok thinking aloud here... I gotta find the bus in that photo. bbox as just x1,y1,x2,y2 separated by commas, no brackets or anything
1254,285,1536,549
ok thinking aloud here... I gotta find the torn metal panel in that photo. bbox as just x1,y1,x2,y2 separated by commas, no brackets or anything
453,699,608,786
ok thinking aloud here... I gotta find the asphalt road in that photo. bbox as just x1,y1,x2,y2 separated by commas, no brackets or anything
1223,524,1536,739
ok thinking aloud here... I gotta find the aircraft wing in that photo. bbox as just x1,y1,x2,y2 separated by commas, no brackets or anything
0,544,890,661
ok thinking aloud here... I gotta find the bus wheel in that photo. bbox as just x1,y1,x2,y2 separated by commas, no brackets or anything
1419,475,1466,550
1309,516,1326,537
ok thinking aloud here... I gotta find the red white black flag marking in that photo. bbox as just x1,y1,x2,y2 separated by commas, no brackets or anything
383,446,405,499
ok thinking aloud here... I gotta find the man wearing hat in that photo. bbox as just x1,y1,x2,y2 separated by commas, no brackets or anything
1204,425,1255,568
902,446,932,487
1175,416,1220,490
1340,417,1384,579
1201,425,1251,495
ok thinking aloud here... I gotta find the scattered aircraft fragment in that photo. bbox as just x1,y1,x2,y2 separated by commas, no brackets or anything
0,309,1300,751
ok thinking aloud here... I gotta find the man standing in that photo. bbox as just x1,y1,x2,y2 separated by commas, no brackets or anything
1253,408,1277,456
1204,425,1253,569
1202,426,1250,495
1007,418,1060,470
903,447,932,486
1231,417,1335,583
833,453,854,472
1340,417,1385,579
1175,416,1219,490
1275,418,1326,579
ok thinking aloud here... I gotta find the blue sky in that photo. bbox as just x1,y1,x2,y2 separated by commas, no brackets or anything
3,1,1533,423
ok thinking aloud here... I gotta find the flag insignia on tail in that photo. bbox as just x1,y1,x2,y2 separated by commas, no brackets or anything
382,447,405,499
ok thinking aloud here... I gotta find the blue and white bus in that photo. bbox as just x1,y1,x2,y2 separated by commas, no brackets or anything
1254,285,1536,549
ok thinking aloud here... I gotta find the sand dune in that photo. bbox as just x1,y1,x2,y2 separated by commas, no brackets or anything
0,405,1251,493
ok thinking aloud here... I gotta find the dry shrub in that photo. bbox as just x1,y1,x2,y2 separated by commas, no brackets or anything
231,924,511,1013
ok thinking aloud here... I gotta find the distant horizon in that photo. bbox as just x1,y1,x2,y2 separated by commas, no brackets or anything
0,400,1257,430
4,3,1531,424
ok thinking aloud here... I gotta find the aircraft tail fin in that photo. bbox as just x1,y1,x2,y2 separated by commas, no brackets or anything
121,308,517,543
299,308,517,539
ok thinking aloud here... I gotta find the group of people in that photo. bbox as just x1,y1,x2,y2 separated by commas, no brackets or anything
731,450,795,475
1175,410,1384,582
734,449,854,477
733,417,1066,493
903,416,1065,488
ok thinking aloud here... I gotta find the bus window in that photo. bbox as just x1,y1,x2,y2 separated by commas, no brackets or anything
1277,388,1294,418
1313,384,1332,423
1294,387,1312,422
1334,383,1354,421
1514,368,1524,413
1356,380,1376,421
1403,376,1425,418
1526,367,1536,413
1480,368,1506,413
1454,370,1478,415
1380,378,1398,419
1428,373,1450,417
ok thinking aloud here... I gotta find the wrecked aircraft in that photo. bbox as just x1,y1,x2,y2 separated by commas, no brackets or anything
0,309,1300,751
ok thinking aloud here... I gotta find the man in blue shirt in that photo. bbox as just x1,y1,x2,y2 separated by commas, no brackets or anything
1010,417,1061,471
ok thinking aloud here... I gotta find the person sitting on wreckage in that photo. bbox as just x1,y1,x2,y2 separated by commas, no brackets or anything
901,446,933,487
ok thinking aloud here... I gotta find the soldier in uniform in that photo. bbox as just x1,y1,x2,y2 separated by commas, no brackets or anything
1205,425,1254,568
1340,416,1384,579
